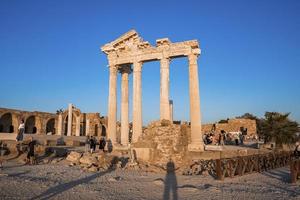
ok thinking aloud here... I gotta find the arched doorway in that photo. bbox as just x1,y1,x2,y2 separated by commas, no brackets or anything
101,125,107,137
46,118,55,134
25,116,37,134
0,113,14,133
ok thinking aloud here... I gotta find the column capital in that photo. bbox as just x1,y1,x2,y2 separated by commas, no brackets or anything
188,53,199,65
133,61,143,72
119,64,132,74
109,65,118,74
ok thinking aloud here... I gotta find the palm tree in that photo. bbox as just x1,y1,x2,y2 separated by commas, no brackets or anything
261,112,299,146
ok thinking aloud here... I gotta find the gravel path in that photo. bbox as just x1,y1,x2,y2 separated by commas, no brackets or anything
0,160,299,200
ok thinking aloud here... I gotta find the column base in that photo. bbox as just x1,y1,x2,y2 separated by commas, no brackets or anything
188,143,205,152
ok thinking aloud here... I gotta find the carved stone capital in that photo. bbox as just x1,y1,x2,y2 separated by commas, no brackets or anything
133,61,143,72
109,65,118,75
119,64,132,74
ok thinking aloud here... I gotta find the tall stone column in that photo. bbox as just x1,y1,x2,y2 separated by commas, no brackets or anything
107,65,118,144
188,53,204,151
67,103,72,136
160,57,170,121
169,100,173,123
57,113,62,136
120,65,131,146
85,119,90,136
132,61,143,143
75,116,80,136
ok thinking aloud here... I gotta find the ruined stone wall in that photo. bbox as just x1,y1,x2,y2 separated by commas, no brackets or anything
202,118,257,137
0,107,56,134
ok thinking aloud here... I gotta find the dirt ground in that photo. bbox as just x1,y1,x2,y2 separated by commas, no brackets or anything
0,160,300,200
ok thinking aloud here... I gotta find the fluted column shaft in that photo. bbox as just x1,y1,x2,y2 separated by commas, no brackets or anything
75,116,80,136
107,65,118,144
85,119,90,136
132,61,142,143
120,66,130,146
188,54,204,151
160,57,170,120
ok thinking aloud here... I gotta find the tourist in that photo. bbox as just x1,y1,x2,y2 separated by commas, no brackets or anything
294,142,300,157
16,119,25,142
0,140,4,169
219,130,225,146
27,137,36,165
234,133,239,145
239,133,244,145
99,136,106,152
85,136,90,153
89,136,95,153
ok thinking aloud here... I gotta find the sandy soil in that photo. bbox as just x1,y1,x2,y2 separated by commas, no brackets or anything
0,160,299,200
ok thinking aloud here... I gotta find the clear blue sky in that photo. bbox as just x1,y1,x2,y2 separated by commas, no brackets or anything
0,0,299,124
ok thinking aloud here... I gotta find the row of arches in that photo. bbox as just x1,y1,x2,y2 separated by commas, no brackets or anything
0,113,55,134
0,112,107,137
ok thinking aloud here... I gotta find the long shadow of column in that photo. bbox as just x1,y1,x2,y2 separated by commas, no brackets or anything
163,159,178,200
30,168,114,200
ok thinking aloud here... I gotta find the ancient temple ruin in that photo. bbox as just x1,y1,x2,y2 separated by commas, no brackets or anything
101,30,204,151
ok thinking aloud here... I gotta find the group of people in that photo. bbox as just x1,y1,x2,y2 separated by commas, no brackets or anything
203,130,246,146
86,136,106,153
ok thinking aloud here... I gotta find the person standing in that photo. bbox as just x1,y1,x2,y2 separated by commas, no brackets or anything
99,136,106,152
89,136,95,154
0,140,4,169
16,119,25,142
27,137,36,165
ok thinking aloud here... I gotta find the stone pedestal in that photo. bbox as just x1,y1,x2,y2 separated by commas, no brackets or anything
107,66,118,144
188,54,204,151
132,61,143,143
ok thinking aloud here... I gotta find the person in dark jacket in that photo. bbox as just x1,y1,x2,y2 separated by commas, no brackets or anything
27,137,36,165
99,136,106,152
89,136,95,153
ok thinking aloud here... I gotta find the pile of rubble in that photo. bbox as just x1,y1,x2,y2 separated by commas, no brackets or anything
66,151,129,172
134,120,191,167
182,159,216,176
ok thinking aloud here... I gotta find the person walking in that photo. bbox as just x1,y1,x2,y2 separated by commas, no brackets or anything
89,136,95,154
16,119,25,142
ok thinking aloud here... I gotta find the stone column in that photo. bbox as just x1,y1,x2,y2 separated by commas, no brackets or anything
132,61,143,143
107,65,118,144
85,119,90,136
120,65,131,146
57,113,62,136
75,116,80,136
169,100,173,123
160,57,170,121
188,53,204,151
67,103,72,136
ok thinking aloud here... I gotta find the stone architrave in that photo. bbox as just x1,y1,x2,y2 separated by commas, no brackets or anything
107,65,118,144
67,103,72,136
160,57,170,121
120,65,131,146
132,61,143,143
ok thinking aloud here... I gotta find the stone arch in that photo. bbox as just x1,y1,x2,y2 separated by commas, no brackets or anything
101,124,107,137
25,116,37,134
46,118,55,135
0,113,14,133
